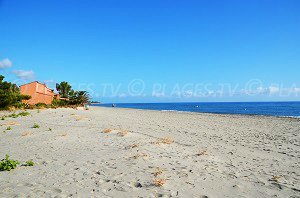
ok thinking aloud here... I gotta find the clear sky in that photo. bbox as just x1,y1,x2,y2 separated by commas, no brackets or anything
0,0,299,102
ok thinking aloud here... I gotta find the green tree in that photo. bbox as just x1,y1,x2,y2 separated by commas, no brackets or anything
0,75,31,109
56,81,72,98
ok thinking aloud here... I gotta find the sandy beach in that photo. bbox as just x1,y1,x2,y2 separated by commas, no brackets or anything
0,107,299,197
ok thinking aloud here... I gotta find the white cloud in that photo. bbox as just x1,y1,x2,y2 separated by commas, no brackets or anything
0,58,12,69
269,86,280,94
12,70,35,80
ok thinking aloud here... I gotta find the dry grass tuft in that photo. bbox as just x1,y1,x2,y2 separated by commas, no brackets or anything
133,152,149,159
161,137,174,144
117,130,129,137
21,131,32,137
196,149,208,156
4,121,20,126
153,167,164,177
270,175,281,182
8,106,16,111
153,137,174,145
153,178,166,187
75,116,86,121
129,143,139,148
103,128,113,133
60,133,68,137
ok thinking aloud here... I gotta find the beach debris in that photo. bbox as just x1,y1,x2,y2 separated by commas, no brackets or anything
196,149,208,156
134,182,143,188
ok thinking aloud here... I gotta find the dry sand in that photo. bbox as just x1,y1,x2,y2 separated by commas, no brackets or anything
0,107,299,197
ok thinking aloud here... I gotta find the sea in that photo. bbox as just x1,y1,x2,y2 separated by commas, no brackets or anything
92,102,300,118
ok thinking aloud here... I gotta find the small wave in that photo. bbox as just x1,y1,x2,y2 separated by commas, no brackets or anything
280,116,300,118
161,110,187,113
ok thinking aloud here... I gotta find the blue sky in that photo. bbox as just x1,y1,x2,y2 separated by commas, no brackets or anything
0,0,299,102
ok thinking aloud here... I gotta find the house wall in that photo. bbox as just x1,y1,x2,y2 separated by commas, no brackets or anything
20,82,55,105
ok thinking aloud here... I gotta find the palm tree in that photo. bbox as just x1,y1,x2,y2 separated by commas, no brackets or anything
56,81,72,98
70,91,90,105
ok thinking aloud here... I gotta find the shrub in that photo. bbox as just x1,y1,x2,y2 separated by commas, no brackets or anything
33,123,40,128
18,111,30,117
6,126,12,130
0,155,20,171
52,99,68,107
35,103,47,109
8,113,18,118
0,75,31,109
22,160,34,166
13,102,26,109
2,111,30,120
